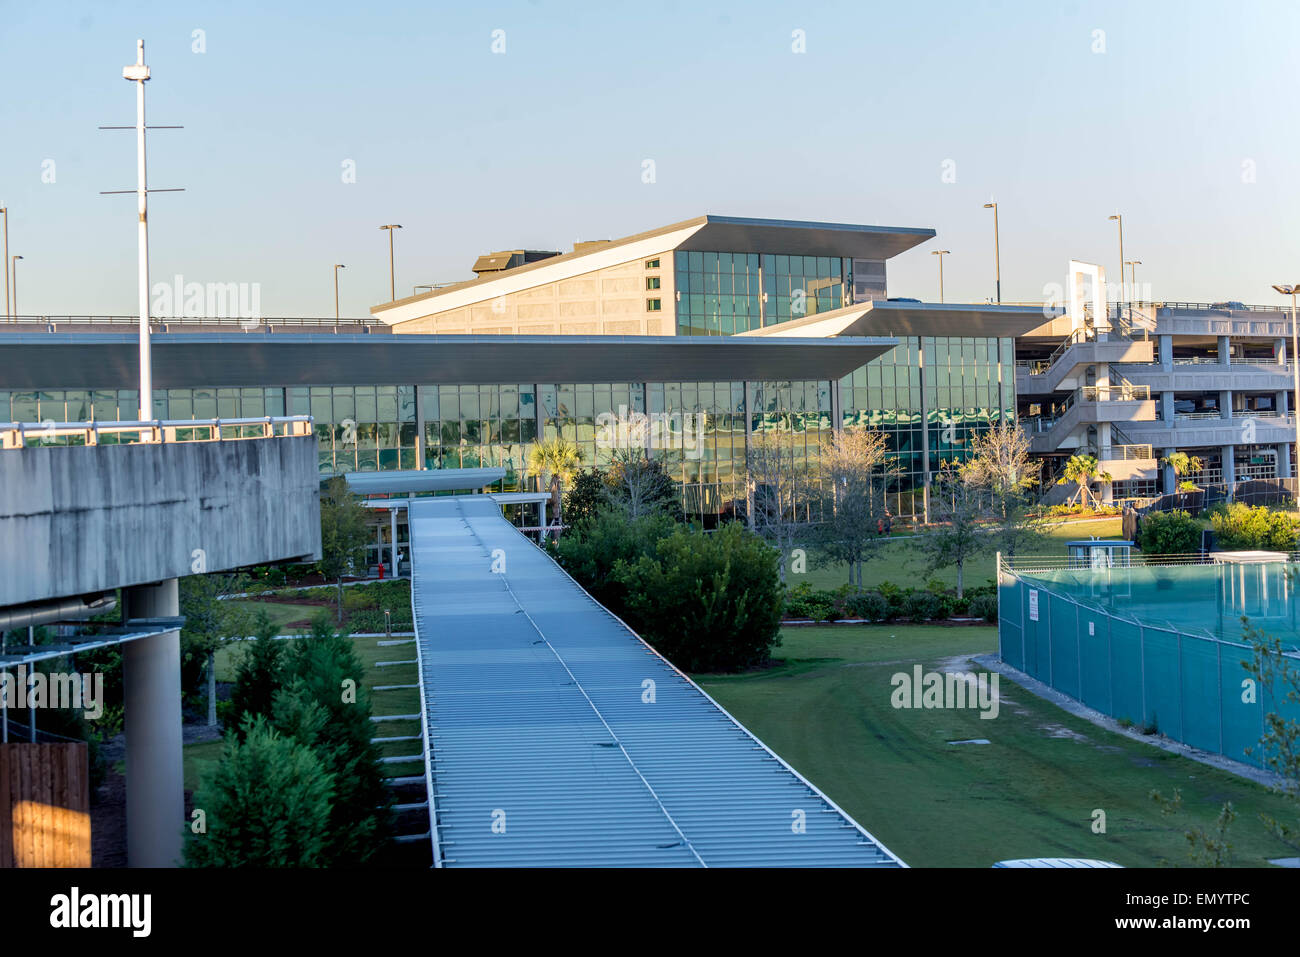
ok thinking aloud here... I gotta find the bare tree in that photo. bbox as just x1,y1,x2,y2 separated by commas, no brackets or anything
916,465,988,597
604,447,680,521
961,421,1045,559
816,427,896,591
745,432,819,584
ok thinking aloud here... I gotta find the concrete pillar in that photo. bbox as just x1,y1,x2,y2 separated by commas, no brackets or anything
122,578,183,868
1278,391,1289,417
1275,338,1287,365
1222,446,1236,486
1161,390,1175,424
1160,334,1174,371
1161,449,1177,494
538,498,548,542
1218,336,1232,365
1220,390,1233,420
1278,444,1292,479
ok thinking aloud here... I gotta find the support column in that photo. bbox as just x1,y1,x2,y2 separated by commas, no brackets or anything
1222,445,1236,487
123,578,183,868
1161,448,1177,494
1278,444,1292,479
1218,335,1232,366
390,506,399,577
1159,334,1174,371
1161,390,1175,424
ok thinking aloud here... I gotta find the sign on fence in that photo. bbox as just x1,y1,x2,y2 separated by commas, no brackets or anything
1028,589,1039,622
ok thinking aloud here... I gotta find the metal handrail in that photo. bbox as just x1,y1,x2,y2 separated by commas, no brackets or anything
0,314,379,326
0,415,314,449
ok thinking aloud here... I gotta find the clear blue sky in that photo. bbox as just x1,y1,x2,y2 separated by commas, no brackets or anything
1,0,1297,317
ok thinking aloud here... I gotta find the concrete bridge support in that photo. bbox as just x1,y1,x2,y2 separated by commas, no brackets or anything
122,578,184,868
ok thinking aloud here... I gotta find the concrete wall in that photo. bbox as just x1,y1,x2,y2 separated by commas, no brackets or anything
392,251,677,337
0,435,320,607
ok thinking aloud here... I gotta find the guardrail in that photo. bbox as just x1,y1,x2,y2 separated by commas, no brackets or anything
1117,301,1290,314
1101,444,1154,461
0,315,379,327
0,415,314,449
1080,384,1151,401
1000,552,1225,573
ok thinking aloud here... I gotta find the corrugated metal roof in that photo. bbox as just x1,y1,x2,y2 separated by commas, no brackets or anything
409,496,904,867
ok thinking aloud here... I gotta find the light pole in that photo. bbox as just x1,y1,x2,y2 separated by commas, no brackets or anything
379,224,402,302
10,255,20,315
125,41,153,422
1108,214,1124,308
1,206,8,319
1272,284,1300,478
1125,259,1141,328
333,264,345,321
931,250,950,303
982,203,1000,303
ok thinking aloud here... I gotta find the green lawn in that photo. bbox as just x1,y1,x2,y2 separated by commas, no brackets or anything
795,516,1122,592
696,623,1299,868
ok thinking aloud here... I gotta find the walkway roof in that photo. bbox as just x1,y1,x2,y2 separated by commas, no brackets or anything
335,468,506,495
0,333,896,390
735,300,1062,340
409,496,905,867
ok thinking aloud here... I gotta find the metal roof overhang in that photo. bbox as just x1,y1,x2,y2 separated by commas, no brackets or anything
735,301,1061,340
674,216,935,260
336,468,506,495
0,333,897,389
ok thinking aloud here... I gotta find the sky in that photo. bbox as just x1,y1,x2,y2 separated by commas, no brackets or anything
1,0,1297,318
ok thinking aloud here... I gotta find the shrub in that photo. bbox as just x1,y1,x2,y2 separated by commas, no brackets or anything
901,590,945,622
618,522,783,672
348,608,412,632
843,591,890,621
1137,509,1202,554
784,583,838,621
554,508,677,610
184,715,335,867
226,612,286,735
967,593,998,622
1209,502,1300,552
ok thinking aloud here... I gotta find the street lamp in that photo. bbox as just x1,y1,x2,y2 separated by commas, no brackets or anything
1272,285,1300,476
931,250,951,303
1,206,8,319
333,264,345,321
10,256,21,316
379,224,403,302
1108,214,1124,307
982,203,1000,303
1125,260,1142,297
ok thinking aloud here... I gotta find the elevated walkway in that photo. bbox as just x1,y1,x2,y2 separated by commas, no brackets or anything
408,496,903,867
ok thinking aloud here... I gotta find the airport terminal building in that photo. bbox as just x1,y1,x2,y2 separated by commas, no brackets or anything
2,216,1049,522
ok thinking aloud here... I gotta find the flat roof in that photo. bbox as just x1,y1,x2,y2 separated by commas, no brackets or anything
0,333,896,389
373,214,935,317
735,300,1060,340
336,468,506,495
410,495,905,866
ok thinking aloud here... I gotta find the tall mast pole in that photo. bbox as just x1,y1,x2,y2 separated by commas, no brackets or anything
125,40,152,421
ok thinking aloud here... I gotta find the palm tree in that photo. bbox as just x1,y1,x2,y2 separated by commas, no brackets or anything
1057,453,1113,508
1161,451,1205,491
528,437,582,536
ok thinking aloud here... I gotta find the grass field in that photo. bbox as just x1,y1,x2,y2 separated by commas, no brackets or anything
795,516,1122,592
696,623,1299,868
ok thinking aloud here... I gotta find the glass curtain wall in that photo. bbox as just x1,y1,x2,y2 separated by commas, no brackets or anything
675,252,848,336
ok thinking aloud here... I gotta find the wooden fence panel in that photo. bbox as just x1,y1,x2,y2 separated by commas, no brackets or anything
0,743,90,867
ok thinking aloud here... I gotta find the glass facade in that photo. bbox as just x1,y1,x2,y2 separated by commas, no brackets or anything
675,251,848,335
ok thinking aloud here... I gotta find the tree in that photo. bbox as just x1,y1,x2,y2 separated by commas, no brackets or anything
183,714,335,868
1057,453,1112,508
916,465,987,597
528,437,582,537
617,522,784,672
553,507,678,611
226,611,286,735
1162,451,1205,491
563,467,609,530
604,448,681,522
961,421,1045,559
318,475,369,621
745,432,819,584
815,427,894,591
180,571,251,727
1136,508,1201,554
272,614,393,865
